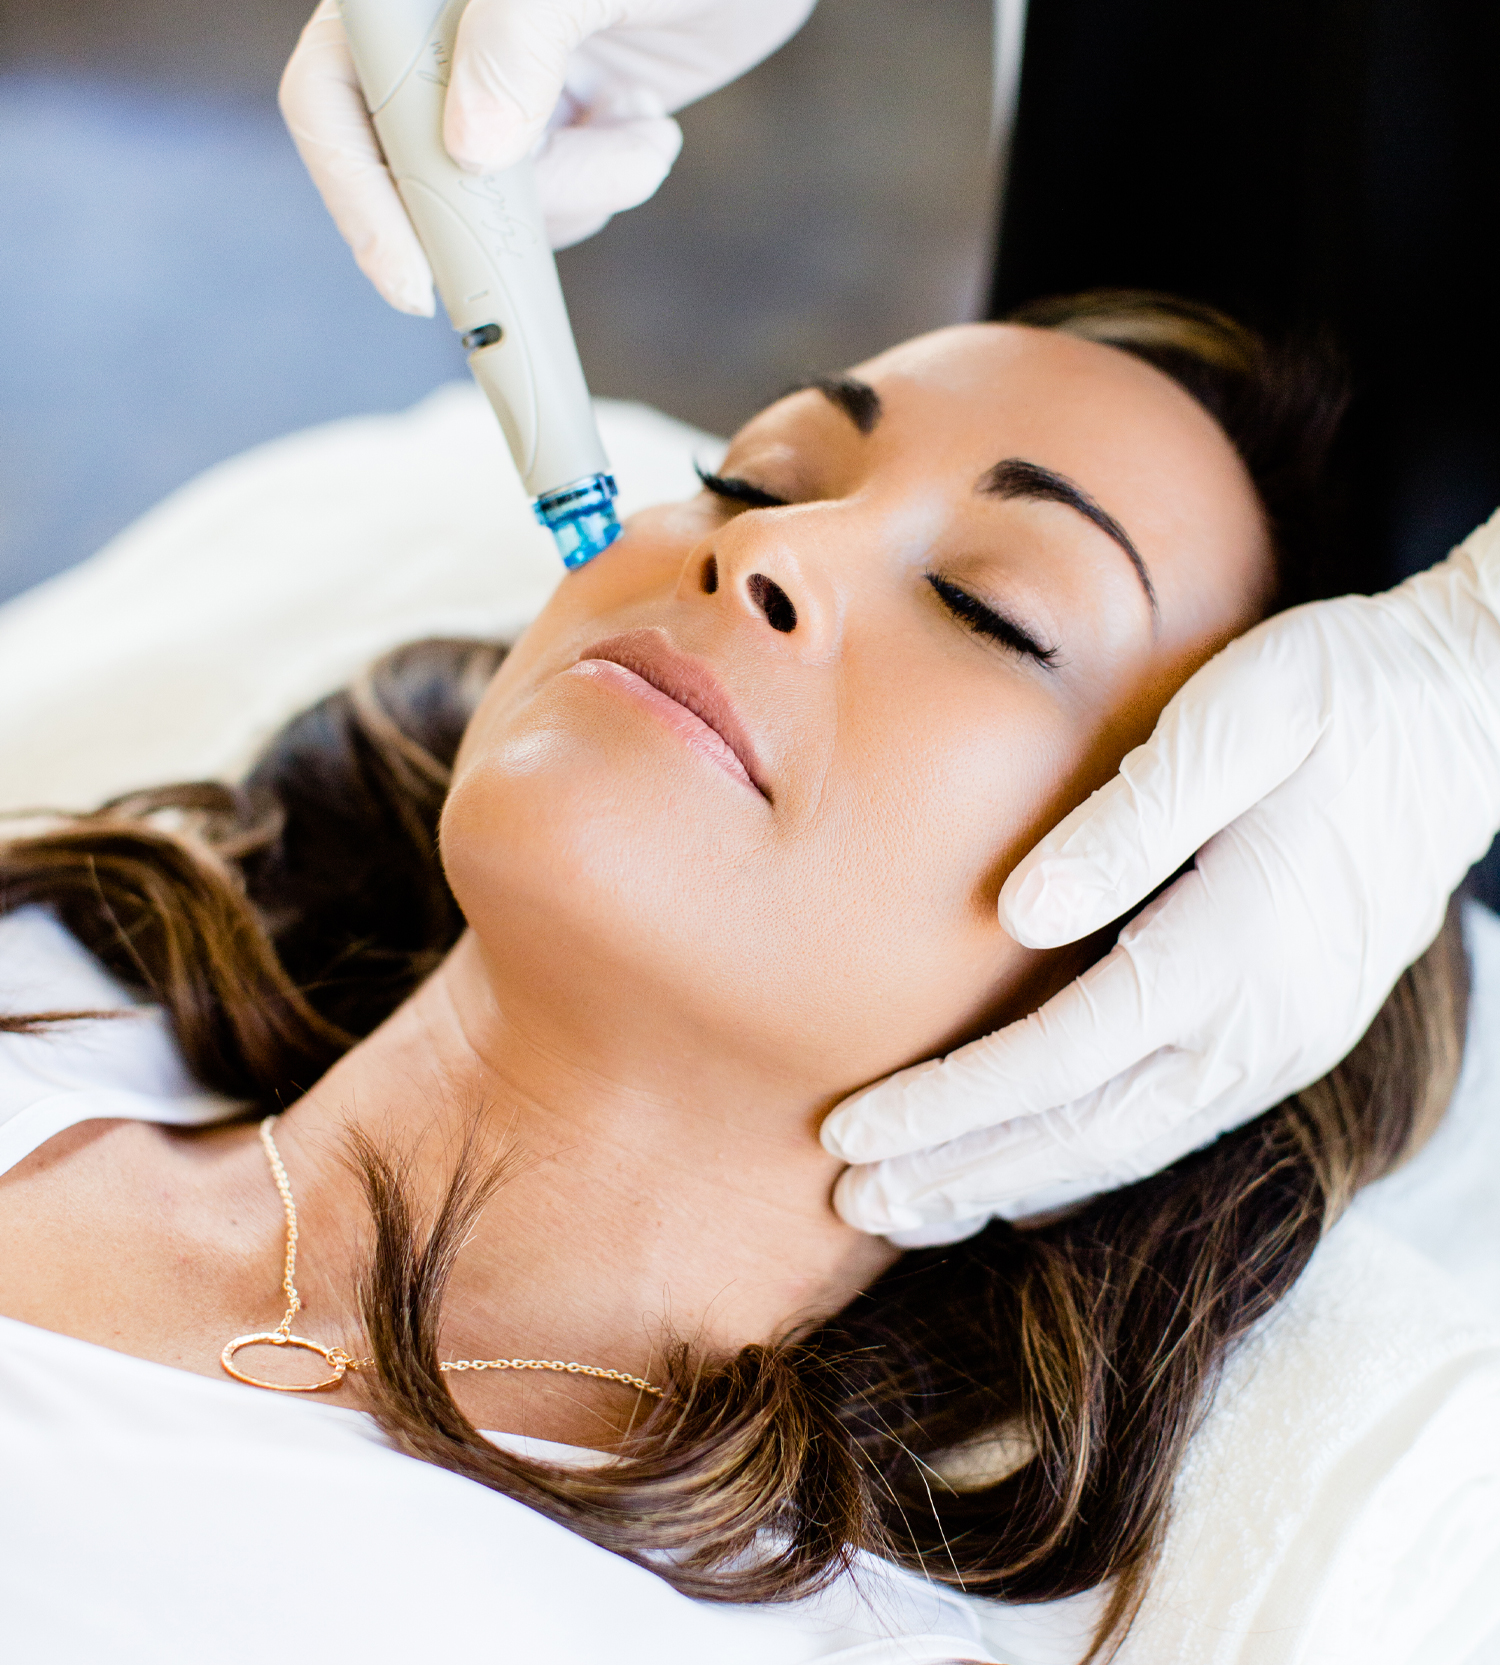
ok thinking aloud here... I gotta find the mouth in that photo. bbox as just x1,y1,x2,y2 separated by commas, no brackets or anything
568,630,771,801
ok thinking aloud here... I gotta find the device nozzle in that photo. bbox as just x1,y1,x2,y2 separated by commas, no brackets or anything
534,473,622,570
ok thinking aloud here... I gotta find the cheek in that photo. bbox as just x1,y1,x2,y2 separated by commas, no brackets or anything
836,628,1095,906
746,646,1103,1081
455,507,710,770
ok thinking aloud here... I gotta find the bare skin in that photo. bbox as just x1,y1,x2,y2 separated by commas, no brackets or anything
0,324,1272,1447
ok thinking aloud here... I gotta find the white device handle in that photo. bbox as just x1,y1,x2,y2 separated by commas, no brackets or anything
339,0,618,561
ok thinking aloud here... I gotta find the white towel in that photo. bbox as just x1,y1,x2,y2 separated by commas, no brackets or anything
3,385,1498,1665
1115,1212,1500,1664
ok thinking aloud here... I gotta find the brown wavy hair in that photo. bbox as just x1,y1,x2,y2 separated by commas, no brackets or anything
0,294,1468,1659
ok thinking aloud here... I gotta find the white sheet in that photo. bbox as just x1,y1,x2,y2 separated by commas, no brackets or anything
0,1304,992,1665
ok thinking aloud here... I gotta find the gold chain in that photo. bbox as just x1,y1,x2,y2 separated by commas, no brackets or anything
220,1115,663,1400
439,1358,662,1396
259,1116,302,1340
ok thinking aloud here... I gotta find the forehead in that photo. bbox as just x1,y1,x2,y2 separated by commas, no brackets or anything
843,324,1237,487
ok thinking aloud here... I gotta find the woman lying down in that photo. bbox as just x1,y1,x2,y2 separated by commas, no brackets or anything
0,292,1480,1664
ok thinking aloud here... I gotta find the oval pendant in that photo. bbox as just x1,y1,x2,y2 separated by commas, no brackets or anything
220,1331,349,1393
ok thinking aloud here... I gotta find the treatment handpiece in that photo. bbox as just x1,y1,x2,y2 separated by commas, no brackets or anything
338,0,621,568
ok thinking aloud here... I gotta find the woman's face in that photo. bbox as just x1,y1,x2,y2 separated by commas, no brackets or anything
443,323,1272,1101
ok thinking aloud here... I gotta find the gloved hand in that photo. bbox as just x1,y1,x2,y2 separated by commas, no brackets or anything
823,509,1500,1245
280,0,817,314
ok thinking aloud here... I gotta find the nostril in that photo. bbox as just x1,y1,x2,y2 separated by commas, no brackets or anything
747,573,797,633
700,554,719,595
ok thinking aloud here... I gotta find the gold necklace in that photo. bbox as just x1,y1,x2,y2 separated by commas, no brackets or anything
220,1115,664,1400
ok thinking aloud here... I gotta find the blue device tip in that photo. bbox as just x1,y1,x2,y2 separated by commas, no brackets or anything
534,473,622,570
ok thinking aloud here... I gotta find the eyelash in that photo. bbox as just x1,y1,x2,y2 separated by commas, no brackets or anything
695,465,788,510
926,574,1061,668
697,468,1058,669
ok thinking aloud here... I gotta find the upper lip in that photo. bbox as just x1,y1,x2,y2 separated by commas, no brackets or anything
574,630,771,800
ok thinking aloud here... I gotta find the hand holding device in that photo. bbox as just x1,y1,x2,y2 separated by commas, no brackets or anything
824,511,1500,1242
281,0,817,313
335,0,624,565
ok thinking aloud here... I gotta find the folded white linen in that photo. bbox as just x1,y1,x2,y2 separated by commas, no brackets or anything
2,385,1499,1665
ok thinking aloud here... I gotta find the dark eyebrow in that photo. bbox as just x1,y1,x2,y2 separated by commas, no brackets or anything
782,374,883,435
979,458,1159,620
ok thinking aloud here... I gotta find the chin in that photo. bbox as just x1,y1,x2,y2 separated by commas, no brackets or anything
439,699,772,1035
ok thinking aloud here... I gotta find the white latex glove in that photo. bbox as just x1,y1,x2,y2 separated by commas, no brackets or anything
280,0,817,314
823,509,1500,1245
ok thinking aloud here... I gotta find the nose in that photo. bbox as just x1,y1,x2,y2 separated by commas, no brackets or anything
691,517,838,657
746,573,797,633
701,554,798,633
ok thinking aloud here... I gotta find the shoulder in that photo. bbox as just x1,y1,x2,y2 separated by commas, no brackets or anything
0,906,238,1177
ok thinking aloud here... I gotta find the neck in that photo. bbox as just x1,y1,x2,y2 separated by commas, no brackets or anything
270,932,896,1445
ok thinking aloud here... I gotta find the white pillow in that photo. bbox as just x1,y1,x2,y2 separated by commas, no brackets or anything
0,386,721,812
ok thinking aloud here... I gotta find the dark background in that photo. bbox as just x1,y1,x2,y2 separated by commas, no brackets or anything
0,0,994,603
992,0,1500,597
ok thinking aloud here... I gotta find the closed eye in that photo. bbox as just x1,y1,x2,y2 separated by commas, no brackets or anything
926,573,1061,669
695,464,789,511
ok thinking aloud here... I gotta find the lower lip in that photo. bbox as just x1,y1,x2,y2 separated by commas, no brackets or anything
567,659,758,793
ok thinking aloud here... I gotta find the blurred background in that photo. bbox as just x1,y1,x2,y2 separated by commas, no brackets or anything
0,0,995,604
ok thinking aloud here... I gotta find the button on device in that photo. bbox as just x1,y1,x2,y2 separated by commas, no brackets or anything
461,323,503,350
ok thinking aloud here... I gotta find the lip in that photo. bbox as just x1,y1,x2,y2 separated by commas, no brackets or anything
566,630,771,800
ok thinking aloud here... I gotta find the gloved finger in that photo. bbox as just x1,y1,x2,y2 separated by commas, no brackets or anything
820,924,1196,1164
999,617,1328,950
445,0,599,175
832,1046,1221,1237
832,1122,1093,1238
535,115,683,248
279,1,435,315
